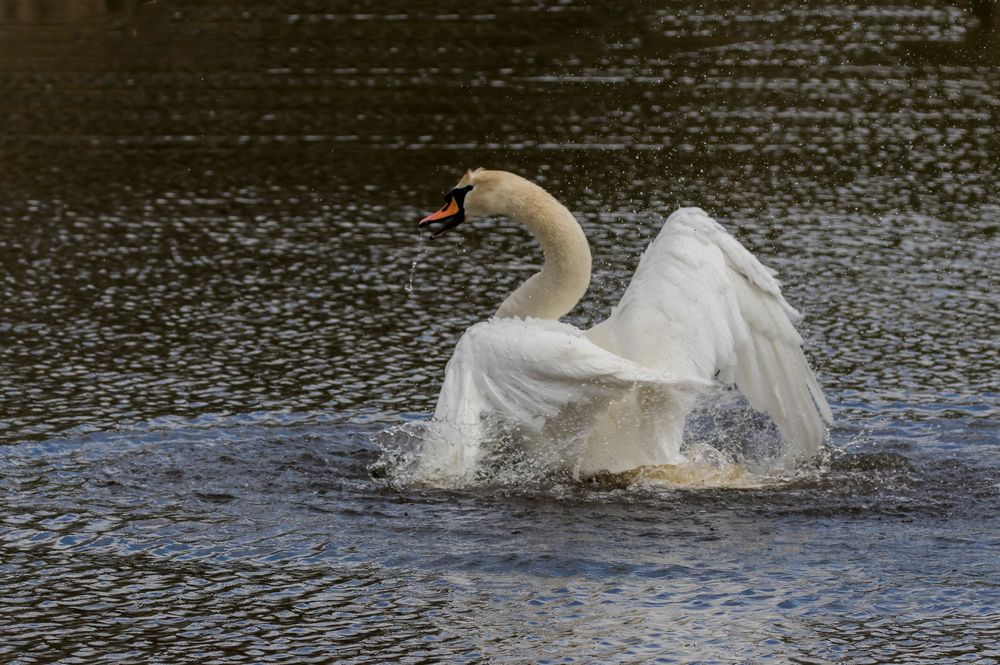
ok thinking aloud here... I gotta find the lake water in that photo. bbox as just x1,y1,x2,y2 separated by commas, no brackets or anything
1,1,998,662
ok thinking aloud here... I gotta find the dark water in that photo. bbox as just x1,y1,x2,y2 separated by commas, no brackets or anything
2,1,999,662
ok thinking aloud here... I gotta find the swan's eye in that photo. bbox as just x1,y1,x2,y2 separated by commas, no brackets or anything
447,185,474,204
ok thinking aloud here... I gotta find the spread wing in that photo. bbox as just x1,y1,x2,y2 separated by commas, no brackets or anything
434,318,705,428
586,207,832,459
416,317,708,483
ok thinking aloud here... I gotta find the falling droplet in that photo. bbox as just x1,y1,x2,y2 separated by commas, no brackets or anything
405,247,428,293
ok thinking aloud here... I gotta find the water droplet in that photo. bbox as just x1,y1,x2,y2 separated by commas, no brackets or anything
405,247,428,293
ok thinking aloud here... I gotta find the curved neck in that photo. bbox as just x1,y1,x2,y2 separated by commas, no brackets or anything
487,174,592,320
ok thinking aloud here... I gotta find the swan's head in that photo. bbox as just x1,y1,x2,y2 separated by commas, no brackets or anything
418,168,496,238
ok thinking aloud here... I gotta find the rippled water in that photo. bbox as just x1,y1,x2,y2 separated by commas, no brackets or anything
2,1,998,662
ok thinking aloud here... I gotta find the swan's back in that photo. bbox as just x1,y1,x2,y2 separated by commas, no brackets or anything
586,207,832,459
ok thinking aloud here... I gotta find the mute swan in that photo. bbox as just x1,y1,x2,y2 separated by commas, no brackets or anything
413,168,831,484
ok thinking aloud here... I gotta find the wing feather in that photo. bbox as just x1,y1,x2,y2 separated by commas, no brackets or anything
419,317,709,482
434,318,705,430
587,207,831,459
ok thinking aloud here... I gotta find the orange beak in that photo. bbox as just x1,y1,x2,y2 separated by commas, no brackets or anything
419,198,460,225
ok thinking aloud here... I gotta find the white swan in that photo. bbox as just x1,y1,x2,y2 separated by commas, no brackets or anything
412,168,831,484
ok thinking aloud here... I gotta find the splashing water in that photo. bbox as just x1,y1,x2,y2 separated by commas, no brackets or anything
375,389,805,490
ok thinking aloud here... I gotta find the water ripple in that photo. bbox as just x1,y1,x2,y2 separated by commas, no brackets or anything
1,1,998,662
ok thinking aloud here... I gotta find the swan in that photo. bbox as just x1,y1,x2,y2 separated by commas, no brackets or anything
412,168,831,485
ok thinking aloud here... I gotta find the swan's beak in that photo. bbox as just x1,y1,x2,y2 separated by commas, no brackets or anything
419,197,465,238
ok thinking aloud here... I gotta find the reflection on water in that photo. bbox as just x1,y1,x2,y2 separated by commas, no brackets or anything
1,1,998,662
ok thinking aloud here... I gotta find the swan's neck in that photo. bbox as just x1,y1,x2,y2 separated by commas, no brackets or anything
492,177,592,320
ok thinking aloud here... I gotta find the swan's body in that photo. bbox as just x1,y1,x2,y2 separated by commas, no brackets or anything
414,169,831,484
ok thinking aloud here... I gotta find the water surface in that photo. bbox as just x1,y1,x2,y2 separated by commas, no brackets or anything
1,1,998,662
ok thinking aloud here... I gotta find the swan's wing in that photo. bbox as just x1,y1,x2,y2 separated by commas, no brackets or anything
414,317,709,483
434,317,705,430
586,207,832,458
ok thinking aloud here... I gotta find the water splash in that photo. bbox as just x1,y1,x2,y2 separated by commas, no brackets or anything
373,403,803,491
